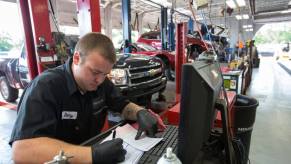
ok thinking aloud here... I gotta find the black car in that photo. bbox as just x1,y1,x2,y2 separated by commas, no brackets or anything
0,46,167,106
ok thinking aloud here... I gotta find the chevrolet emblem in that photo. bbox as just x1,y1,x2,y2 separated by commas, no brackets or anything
148,68,161,77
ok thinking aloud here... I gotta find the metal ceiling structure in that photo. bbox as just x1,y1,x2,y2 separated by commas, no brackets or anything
2,0,291,30
56,0,290,27
251,0,291,23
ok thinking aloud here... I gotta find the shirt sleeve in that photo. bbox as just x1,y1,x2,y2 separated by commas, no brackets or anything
103,78,130,113
9,75,61,145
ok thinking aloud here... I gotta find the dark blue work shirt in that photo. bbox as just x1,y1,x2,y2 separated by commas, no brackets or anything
9,58,129,145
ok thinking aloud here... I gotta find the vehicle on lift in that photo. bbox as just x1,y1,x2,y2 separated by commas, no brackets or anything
136,31,210,79
0,46,167,105
120,42,175,80
137,31,209,53
136,31,163,50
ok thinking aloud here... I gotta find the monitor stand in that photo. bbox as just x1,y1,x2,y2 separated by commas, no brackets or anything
215,99,236,164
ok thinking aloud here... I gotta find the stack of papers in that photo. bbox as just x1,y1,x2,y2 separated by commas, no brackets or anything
103,124,163,164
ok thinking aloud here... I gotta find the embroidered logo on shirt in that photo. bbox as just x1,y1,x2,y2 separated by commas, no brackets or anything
92,98,104,107
62,111,78,119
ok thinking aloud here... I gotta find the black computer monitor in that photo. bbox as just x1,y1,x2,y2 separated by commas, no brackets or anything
177,60,223,164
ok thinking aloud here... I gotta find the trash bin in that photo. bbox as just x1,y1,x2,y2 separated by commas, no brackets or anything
232,94,259,164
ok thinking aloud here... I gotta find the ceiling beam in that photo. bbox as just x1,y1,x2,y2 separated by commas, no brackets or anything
249,0,255,15
138,0,160,9
254,12,291,24
255,7,290,15
0,0,16,3
112,2,121,8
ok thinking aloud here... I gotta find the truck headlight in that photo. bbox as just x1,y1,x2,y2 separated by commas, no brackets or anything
108,69,127,85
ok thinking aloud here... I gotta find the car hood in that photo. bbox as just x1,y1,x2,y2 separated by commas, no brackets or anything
0,58,15,67
115,53,161,68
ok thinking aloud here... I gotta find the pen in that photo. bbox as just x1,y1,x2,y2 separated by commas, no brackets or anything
112,130,116,139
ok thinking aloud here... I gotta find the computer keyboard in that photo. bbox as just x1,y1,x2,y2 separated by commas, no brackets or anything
138,125,178,164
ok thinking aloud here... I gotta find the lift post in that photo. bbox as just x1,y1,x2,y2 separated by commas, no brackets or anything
121,0,132,53
175,23,187,102
168,9,175,51
188,18,194,34
160,7,168,50
76,0,101,35
19,0,38,79
19,0,56,75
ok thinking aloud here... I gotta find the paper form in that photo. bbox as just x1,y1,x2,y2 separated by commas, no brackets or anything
119,143,144,164
104,123,164,164
102,129,143,163
103,123,163,151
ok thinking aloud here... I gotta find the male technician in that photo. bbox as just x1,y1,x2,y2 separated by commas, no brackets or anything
9,32,164,163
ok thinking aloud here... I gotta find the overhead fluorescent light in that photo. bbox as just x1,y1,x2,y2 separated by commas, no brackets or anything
235,15,242,20
289,1,291,5
192,1,198,10
281,9,291,14
226,0,236,8
236,0,246,7
243,25,252,28
245,28,253,32
242,14,249,19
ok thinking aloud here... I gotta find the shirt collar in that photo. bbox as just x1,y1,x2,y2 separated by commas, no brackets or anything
64,57,79,95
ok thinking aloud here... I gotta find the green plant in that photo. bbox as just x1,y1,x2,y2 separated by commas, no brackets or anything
0,32,13,51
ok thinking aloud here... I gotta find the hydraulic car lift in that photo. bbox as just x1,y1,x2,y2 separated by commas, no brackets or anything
19,0,57,77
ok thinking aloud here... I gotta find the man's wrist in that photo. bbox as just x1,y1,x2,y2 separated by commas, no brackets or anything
122,103,145,120
137,108,147,113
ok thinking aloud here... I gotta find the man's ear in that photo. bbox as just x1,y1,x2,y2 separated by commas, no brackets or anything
72,52,81,65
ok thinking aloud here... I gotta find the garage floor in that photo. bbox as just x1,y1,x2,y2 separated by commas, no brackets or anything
0,106,16,164
0,57,291,163
248,57,291,164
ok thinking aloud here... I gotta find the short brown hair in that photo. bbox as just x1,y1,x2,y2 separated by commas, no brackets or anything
75,32,116,63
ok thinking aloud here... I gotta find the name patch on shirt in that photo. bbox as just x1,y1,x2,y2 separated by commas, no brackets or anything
62,111,78,120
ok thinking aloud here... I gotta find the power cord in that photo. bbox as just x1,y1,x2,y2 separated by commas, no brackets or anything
232,137,247,164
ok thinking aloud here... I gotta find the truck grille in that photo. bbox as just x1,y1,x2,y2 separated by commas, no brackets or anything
128,64,163,85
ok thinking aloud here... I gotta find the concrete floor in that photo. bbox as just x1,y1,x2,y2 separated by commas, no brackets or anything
0,57,291,163
0,107,16,164
248,57,291,164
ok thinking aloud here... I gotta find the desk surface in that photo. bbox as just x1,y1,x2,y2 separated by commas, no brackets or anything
162,91,236,126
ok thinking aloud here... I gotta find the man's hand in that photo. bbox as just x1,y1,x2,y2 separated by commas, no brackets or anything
135,109,158,140
147,109,166,131
91,138,126,164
